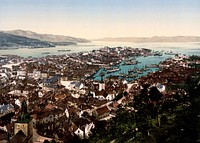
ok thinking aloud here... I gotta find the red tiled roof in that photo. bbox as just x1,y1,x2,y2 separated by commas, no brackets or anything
95,106,110,116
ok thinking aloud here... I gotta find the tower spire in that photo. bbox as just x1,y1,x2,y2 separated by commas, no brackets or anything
13,100,33,143
17,100,31,122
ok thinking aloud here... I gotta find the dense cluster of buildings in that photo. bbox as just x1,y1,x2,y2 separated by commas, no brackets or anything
0,47,199,142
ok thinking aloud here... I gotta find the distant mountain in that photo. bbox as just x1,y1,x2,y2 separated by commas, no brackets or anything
96,36,200,43
0,32,55,49
5,29,90,43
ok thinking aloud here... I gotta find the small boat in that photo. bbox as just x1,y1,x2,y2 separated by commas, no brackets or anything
57,49,71,52
145,64,159,68
165,51,176,55
41,52,50,55
136,70,143,74
154,53,163,56
106,68,120,73
124,60,138,65
126,73,138,78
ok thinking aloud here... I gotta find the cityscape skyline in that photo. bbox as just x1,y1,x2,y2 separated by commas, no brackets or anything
0,0,200,39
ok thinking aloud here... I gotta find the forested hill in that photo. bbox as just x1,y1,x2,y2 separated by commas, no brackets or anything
0,32,54,49
5,29,90,43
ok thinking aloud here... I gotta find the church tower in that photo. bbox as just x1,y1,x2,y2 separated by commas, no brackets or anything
14,100,33,143
99,74,105,91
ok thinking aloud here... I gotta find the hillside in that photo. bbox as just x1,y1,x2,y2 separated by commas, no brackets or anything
5,29,90,43
89,61,200,143
96,36,200,43
0,32,54,49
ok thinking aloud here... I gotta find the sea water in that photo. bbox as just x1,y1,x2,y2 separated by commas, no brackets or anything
0,41,200,58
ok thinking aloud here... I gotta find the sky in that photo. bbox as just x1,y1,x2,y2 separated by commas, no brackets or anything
0,0,200,39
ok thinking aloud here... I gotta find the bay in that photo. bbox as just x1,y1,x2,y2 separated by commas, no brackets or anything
0,41,200,58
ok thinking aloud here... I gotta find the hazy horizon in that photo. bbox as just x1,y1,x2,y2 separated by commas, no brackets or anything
1,0,200,39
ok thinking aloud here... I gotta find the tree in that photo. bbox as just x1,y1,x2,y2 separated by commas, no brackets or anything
51,139,57,143
43,140,50,143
